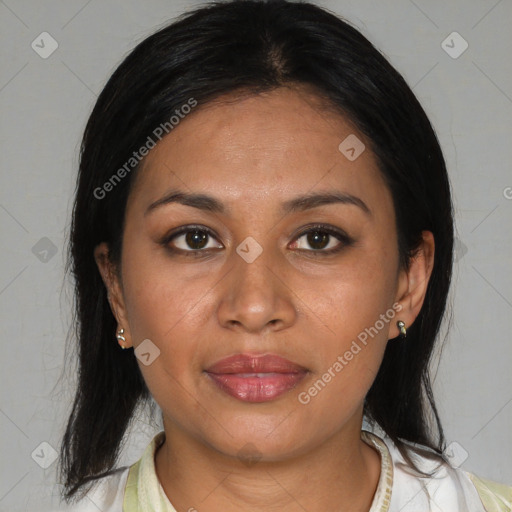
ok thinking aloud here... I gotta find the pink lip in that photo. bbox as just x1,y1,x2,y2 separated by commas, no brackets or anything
205,354,308,403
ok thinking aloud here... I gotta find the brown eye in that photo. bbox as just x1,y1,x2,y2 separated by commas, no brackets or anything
303,231,332,250
165,226,223,252
292,224,353,254
184,230,209,250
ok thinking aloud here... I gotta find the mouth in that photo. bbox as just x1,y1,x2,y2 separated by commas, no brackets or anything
204,353,308,403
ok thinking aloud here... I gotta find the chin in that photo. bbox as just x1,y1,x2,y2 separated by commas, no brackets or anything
201,422,314,463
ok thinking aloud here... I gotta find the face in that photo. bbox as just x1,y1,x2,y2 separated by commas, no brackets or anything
96,87,429,461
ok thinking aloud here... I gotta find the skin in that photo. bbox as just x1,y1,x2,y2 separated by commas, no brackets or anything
95,86,434,511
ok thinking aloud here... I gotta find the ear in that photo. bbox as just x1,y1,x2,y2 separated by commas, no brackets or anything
94,242,132,348
391,231,435,338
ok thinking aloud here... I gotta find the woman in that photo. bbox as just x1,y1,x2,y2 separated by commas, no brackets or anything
58,0,511,510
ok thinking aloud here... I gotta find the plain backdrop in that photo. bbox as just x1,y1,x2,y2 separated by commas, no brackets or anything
0,0,511,510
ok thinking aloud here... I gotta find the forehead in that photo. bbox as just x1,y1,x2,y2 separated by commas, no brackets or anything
128,87,391,218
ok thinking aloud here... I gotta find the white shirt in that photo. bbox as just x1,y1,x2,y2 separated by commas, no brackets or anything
59,429,512,511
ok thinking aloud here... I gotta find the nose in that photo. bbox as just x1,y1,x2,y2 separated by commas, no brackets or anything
216,242,298,334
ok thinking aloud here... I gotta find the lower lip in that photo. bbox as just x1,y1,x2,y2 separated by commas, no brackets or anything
205,372,307,402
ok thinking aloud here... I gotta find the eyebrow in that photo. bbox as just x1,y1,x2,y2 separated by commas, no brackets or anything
144,189,371,217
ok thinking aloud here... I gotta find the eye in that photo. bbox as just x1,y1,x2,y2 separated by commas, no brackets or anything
290,224,353,254
163,225,223,253
161,223,353,257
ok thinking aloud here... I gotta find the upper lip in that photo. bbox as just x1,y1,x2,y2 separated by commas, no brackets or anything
205,353,308,374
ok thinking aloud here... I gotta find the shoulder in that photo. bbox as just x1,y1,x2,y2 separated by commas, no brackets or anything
55,466,130,512
55,431,166,512
466,472,512,512
365,430,511,512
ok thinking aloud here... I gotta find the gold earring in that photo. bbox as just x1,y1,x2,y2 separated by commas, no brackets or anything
116,328,127,349
396,320,407,339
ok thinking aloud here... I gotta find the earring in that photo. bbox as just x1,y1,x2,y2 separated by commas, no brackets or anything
116,328,127,349
396,320,407,339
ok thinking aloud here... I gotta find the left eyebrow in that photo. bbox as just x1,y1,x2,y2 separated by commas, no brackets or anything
144,189,371,217
145,190,226,216
279,191,371,217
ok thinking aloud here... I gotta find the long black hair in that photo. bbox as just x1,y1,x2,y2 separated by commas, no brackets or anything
59,0,454,502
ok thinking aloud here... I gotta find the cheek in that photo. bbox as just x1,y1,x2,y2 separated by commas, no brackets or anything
120,247,218,389
312,248,397,338
302,246,398,393
120,258,209,408
122,240,200,335
298,282,393,430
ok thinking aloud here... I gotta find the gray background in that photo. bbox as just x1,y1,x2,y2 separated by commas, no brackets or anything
0,0,511,510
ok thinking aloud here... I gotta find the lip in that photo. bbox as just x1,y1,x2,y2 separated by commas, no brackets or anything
206,353,307,374
205,354,308,403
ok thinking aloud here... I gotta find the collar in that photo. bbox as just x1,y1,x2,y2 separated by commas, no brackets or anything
123,429,394,511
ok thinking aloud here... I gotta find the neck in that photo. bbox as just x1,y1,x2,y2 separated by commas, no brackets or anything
154,418,381,512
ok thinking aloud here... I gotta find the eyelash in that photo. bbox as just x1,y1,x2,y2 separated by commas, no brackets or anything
160,223,354,258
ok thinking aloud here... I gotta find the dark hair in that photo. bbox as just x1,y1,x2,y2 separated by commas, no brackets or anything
59,0,454,502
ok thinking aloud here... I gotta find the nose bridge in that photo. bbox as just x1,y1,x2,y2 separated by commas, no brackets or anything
235,235,276,296
217,234,296,332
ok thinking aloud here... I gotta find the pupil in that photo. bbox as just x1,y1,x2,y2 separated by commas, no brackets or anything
186,230,208,249
308,231,329,250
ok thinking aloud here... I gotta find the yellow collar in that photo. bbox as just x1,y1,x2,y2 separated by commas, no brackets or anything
123,429,393,511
